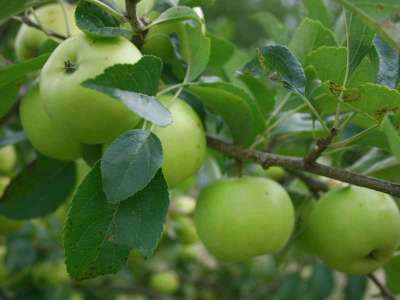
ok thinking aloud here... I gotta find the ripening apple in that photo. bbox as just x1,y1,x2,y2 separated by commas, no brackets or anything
194,177,295,262
152,96,207,188
150,271,180,294
306,186,400,275
0,145,17,174
15,3,79,60
40,33,143,144
20,87,83,161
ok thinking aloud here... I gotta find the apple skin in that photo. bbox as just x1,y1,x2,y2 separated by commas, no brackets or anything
20,87,83,161
40,33,143,144
0,145,17,174
194,177,295,262
150,271,180,294
306,186,400,275
174,216,199,245
15,3,79,60
153,96,206,188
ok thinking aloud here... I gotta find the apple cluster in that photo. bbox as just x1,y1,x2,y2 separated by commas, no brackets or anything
14,2,400,279
17,3,207,188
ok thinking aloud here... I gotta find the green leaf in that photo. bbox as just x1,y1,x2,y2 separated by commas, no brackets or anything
305,47,347,83
0,82,18,118
344,275,367,300
252,12,289,45
239,74,276,116
65,164,169,280
0,156,76,220
190,82,265,146
0,0,46,22
179,0,215,7
381,115,400,162
75,1,131,39
289,18,337,62
244,45,306,95
303,0,333,28
306,263,335,300
337,0,400,50
101,130,163,204
181,22,211,80
148,6,199,28
82,57,172,127
374,36,399,88
346,13,375,76
385,255,400,294
0,53,50,88
207,33,235,68
348,83,400,123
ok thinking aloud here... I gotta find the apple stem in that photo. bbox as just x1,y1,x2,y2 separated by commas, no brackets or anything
368,273,397,300
207,136,400,198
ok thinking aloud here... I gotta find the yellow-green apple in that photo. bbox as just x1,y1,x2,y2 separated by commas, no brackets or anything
194,177,295,261
306,186,400,275
20,87,83,160
15,3,79,60
0,145,17,174
152,96,206,188
40,33,143,144
150,271,180,294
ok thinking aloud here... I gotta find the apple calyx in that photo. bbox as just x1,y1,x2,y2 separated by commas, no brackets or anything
64,60,78,74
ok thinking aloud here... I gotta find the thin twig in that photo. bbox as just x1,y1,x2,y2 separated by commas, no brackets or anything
207,137,400,197
368,273,397,300
304,128,338,165
13,16,67,40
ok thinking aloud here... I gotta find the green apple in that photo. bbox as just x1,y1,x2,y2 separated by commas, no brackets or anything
171,195,196,216
174,216,199,245
306,186,400,275
265,166,286,181
150,271,180,294
0,145,17,174
15,3,79,60
20,87,83,161
153,96,206,188
40,33,143,144
194,177,295,262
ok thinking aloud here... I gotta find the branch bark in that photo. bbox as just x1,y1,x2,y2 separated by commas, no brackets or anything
207,137,400,197
304,128,338,165
368,273,397,300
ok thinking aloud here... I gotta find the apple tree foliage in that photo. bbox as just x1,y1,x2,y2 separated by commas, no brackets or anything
0,0,399,299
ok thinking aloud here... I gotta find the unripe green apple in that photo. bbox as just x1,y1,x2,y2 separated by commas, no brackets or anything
306,186,400,275
150,271,180,294
40,33,143,144
15,3,79,60
174,216,199,245
171,195,196,216
0,145,17,174
20,87,83,161
194,177,295,262
153,96,206,188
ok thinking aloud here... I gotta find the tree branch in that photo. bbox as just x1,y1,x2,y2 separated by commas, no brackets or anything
13,16,67,40
368,273,397,300
207,137,400,197
304,128,338,165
